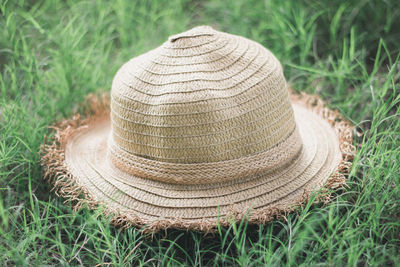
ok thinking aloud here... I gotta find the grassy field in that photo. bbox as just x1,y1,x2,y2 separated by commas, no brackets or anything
1,0,400,265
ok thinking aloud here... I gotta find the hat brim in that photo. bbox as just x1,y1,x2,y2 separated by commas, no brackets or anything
41,91,355,233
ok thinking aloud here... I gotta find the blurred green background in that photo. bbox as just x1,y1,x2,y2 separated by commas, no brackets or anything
1,0,399,265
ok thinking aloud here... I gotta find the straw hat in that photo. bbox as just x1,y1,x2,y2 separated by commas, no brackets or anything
41,26,355,232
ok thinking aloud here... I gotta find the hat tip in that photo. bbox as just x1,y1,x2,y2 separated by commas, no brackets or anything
168,25,216,43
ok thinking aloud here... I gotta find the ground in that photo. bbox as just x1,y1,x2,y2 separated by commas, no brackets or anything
1,0,400,266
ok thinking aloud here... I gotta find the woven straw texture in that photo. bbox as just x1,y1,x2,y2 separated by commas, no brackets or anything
41,26,355,233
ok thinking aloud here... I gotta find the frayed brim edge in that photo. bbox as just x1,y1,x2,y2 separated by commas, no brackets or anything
40,91,356,234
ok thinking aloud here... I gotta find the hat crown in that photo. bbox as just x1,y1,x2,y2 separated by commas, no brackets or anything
110,26,297,165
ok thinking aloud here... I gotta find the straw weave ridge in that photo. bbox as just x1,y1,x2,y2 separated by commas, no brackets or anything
41,26,355,233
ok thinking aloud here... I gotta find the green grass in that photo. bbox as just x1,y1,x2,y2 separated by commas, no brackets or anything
1,0,400,265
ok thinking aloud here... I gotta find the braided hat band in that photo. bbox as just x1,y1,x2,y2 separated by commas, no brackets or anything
41,26,355,232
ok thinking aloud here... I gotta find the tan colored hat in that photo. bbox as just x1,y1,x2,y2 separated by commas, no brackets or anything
41,26,355,232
